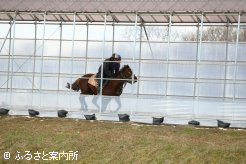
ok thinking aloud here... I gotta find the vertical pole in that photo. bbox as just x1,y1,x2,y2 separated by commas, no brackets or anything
233,13,241,101
193,24,199,97
69,13,76,110
85,22,89,73
137,25,143,97
39,12,46,109
192,23,200,119
9,13,17,108
130,12,138,115
132,13,138,85
7,22,12,92
223,23,229,99
56,22,62,110
165,13,172,96
57,23,62,92
31,21,37,108
196,13,204,99
193,13,203,119
6,21,12,108
112,23,115,54
99,12,107,113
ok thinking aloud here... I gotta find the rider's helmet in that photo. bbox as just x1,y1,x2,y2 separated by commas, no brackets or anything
112,53,121,61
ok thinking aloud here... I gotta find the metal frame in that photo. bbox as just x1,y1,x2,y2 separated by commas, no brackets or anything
195,13,204,99
39,12,46,109
9,12,17,107
0,11,245,23
0,12,246,110
68,13,76,110
233,14,241,101
165,13,172,96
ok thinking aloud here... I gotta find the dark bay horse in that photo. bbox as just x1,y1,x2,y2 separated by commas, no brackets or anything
66,65,137,96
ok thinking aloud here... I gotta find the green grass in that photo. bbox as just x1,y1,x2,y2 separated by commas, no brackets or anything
0,116,246,163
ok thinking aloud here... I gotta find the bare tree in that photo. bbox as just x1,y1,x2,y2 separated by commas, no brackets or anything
182,26,246,42
124,26,169,41
124,25,246,42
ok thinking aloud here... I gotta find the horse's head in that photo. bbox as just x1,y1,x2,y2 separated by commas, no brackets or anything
119,65,138,84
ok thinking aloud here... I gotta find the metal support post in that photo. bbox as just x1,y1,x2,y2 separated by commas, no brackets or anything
39,12,46,109
99,12,107,113
195,13,204,99
85,22,89,74
233,13,241,101
9,12,17,108
165,13,172,96
56,22,62,110
137,25,143,97
223,23,229,99
31,21,37,108
69,13,76,110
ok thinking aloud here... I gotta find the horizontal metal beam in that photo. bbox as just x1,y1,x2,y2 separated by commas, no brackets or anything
0,11,245,23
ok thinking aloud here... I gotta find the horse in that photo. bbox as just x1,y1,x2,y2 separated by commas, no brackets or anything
66,65,137,96
66,65,137,111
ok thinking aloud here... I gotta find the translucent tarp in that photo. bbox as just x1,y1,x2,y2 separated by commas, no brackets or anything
1,92,246,128
1,16,246,128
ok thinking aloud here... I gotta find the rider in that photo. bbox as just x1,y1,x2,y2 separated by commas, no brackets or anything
96,53,121,94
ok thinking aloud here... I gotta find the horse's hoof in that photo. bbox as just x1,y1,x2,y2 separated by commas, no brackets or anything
118,114,130,122
0,108,9,115
28,109,39,117
152,117,164,125
58,110,68,118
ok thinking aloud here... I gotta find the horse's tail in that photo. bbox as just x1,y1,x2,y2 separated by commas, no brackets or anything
66,82,71,89
66,79,80,92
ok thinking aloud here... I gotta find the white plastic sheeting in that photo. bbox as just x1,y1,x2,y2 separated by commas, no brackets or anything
1,92,246,128
1,12,246,128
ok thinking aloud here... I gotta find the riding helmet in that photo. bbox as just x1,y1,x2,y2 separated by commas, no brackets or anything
112,53,121,61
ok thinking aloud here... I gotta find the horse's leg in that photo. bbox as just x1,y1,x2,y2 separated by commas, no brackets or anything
92,96,111,112
114,96,122,112
79,94,88,111
92,96,100,111
101,97,112,112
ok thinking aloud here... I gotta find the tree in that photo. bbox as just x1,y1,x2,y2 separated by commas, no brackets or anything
183,26,246,42
124,25,246,42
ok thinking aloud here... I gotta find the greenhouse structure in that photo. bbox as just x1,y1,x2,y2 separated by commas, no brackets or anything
0,0,246,127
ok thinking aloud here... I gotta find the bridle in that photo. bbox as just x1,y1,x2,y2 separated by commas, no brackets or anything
118,67,132,80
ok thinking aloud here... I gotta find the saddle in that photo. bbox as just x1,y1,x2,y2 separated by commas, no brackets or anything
88,74,98,88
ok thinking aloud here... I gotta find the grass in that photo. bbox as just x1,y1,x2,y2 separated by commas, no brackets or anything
0,116,246,163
